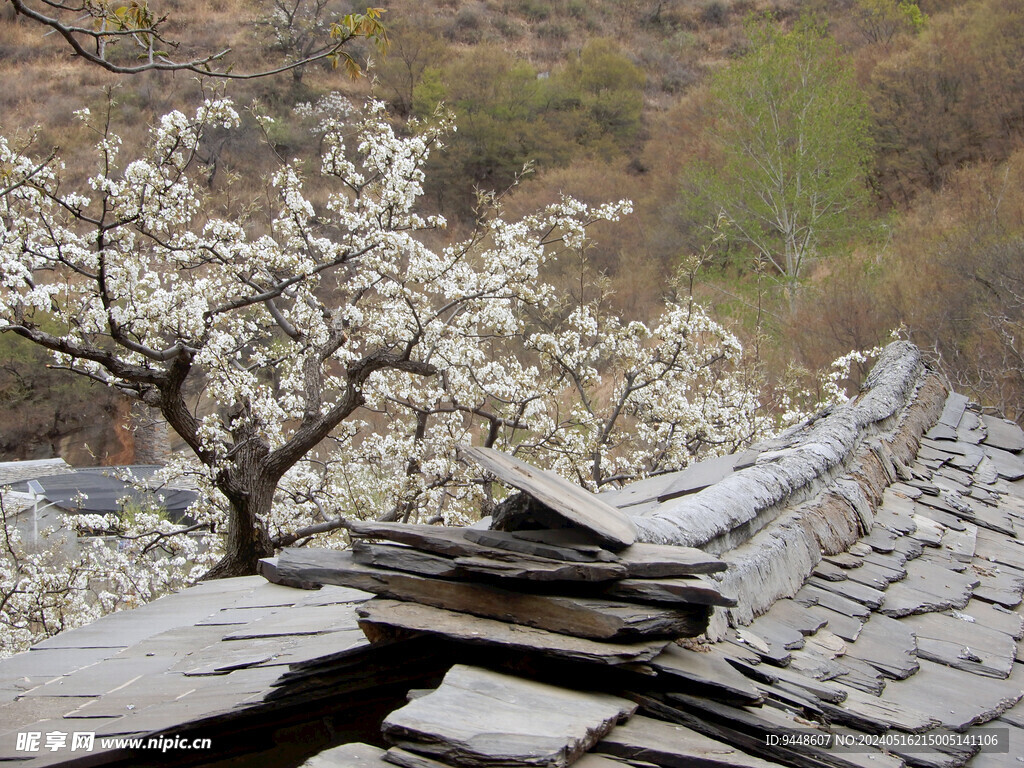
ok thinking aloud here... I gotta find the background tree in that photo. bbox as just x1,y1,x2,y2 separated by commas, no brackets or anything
5,1,388,79
0,92,783,581
689,16,872,305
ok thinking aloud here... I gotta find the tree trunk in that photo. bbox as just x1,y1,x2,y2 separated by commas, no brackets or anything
202,454,277,579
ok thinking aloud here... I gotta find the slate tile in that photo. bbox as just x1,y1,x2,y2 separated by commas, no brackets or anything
596,713,778,768
821,683,938,734
746,616,805,650
973,565,1024,608
461,446,637,548
0,647,118,689
878,558,978,618
357,599,670,665
18,656,173,698
762,599,829,637
382,665,636,768
730,628,791,666
976,528,1024,571
968,722,1024,768
223,602,361,640
958,599,1024,639
878,659,1024,732
649,645,763,706
829,656,887,696
303,742,388,768
980,415,1024,454
804,605,864,643
845,560,905,591
843,614,918,680
807,576,885,610
984,446,1024,481
794,584,871,620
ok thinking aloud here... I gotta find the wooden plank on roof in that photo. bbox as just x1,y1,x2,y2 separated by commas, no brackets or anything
382,664,636,768
459,446,637,549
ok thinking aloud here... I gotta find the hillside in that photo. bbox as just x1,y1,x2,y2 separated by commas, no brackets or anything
1,0,1023,463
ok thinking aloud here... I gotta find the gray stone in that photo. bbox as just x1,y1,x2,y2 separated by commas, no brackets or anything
879,658,1024,731
762,599,829,637
984,445,1024,481
843,614,918,680
276,550,708,641
382,665,636,768
596,714,779,768
356,599,670,665
649,645,763,706
804,605,864,643
461,446,638,548
820,683,939,733
981,415,1024,453
302,743,388,768
878,558,978,617
806,576,885,610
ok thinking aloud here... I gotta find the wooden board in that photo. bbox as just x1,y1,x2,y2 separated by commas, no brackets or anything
275,549,709,641
460,446,637,549
381,664,636,768
356,599,671,665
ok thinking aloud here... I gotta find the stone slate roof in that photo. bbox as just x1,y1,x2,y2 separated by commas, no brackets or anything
2,342,1024,768
0,459,73,488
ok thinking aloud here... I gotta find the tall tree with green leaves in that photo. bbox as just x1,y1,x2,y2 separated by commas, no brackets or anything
692,16,872,305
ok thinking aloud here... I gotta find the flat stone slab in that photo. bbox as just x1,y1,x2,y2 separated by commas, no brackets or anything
804,605,864,643
820,683,939,733
806,576,885,610
901,610,1017,679
957,599,1024,639
983,445,1024,481
601,576,737,607
793,584,871,620
597,714,778,768
276,550,708,641
382,665,636,768
844,559,905,591
356,599,670,665
302,743,388,768
878,558,979,617
843,614,919,680
650,645,763,706
981,415,1024,453
879,658,1024,731
762,598,829,637
461,446,637,548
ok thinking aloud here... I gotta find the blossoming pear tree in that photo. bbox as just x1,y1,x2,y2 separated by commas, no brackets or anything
0,94,776,585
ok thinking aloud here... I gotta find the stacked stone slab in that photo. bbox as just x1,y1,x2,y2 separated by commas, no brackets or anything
269,446,734,664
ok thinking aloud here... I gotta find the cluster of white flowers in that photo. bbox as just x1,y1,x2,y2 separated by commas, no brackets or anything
0,94,818,651
0,500,219,657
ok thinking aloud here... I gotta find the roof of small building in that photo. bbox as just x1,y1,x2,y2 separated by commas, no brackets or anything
2,465,198,519
2,342,1024,768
